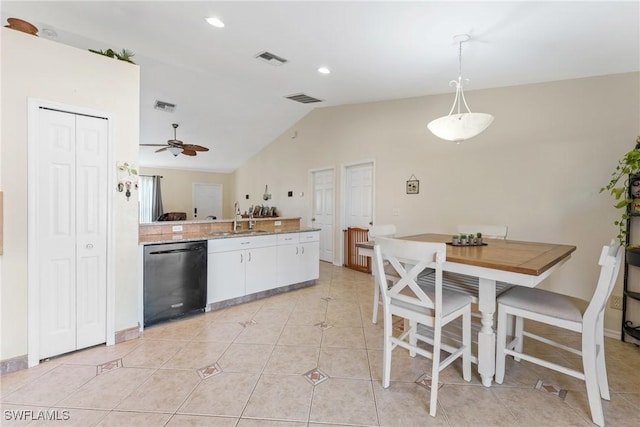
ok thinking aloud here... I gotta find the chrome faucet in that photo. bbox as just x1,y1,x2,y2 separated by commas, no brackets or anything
233,201,241,231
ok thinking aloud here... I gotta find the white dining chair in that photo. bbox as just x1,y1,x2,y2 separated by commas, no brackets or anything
373,237,472,417
369,224,398,324
495,241,622,427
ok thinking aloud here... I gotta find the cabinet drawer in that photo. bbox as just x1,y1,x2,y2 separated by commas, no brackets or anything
277,233,299,245
208,234,277,253
299,231,320,243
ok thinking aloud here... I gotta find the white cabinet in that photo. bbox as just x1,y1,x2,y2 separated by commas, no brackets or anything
277,232,320,286
208,235,277,304
207,231,320,305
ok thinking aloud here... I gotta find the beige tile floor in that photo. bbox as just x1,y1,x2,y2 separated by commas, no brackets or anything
2,263,640,426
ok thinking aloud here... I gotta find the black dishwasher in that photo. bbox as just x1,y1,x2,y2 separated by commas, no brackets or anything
143,241,207,326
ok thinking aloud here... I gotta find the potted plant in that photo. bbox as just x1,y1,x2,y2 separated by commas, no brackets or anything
601,136,640,246
88,48,136,64
452,234,460,245
476,232,483,245
460,234,468,245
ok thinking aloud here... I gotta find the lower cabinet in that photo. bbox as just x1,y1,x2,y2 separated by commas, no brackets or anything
277,231,320,286
207,231,319,305
207,235,277,304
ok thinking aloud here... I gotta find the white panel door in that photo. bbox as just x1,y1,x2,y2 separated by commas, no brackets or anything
345,163,373,228
37,109,108,359
75,115,108,349
193,183,223,219
38,110,77,358
312,169,334,263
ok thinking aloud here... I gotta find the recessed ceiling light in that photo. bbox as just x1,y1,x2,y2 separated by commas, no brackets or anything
318,67,331,75
206,16,225,28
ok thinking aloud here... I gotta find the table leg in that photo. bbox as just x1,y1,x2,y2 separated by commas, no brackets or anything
477,278,496,387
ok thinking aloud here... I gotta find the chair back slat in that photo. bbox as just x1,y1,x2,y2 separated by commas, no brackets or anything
583,242,623,327
369,224,397,240
373,237,446,313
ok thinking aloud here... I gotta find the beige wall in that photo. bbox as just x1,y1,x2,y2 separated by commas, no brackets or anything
139,167,235,220
234,72,640,333
1,28,141,360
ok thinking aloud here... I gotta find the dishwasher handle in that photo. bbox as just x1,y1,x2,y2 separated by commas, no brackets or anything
148,247,204,255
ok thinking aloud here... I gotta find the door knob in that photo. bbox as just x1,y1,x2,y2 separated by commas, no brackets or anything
312,218,316,221
86,244,94,249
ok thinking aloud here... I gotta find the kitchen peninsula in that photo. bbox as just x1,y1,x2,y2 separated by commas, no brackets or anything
139,217,320,327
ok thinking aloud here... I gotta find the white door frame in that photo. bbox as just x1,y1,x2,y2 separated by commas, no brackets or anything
27,98,116,367
340,159,376,266
309,167,336,264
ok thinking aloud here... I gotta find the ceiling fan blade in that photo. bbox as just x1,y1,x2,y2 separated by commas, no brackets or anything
182,148,197,156
184,144,209,152
155,147,169,153
140,144,168,147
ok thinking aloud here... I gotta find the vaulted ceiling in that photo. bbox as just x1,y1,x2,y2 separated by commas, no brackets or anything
2,1,638,172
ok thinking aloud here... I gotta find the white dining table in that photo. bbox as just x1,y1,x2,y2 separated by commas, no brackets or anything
357,233,576,387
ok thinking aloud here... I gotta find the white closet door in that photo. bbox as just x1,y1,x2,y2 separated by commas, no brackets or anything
38,110,108,358
75,115,108,349
345,162,373,229
38,109,78,358
312,169,334,263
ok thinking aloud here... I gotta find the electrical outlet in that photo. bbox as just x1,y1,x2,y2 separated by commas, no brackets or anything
610,295,623,310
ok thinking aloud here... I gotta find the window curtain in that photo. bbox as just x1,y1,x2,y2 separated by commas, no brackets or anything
139,175,164,222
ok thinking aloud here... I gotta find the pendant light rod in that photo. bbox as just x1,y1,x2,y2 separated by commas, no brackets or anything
427,34,494,143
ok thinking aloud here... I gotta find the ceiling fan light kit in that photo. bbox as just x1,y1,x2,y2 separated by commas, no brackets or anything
141,123,209,157
428,34,494,143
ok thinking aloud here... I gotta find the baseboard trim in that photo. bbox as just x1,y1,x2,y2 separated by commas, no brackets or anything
114,324,141,344
0,354,28,375
604,327,621,340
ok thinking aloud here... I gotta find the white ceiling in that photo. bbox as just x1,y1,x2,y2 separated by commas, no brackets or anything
2,1,639,172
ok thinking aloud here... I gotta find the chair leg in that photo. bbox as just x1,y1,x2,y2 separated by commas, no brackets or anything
583,333,605,427
462,308,471,382
495,305,508,384
409,320,417,357
513,315,524,362
595,315,611,401
372,279,380,324
429,320,442,417
382,308,392,388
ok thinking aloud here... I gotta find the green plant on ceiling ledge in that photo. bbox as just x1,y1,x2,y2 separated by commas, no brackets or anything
601,136,640,246
88,48,135,64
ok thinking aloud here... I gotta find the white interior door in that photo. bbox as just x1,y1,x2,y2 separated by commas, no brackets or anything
345,162,373,229
75,115,108,349
193,183,223,219
37,109,108,359
312,169,334,263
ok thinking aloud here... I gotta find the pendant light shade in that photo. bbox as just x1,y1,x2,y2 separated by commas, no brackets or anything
427,112,494,142
428,35,493,142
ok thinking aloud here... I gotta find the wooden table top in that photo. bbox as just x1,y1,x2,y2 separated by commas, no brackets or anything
356,233,576,276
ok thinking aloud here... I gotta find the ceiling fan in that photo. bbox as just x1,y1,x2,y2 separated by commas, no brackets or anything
141,123,209,156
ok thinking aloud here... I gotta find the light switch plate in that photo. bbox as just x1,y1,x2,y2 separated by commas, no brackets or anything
274,220,282,226
172,225,183,232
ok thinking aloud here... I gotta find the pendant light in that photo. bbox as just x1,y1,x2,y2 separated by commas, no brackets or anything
428,34,493,142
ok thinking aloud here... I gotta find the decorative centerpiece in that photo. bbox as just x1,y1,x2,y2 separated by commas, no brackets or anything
5,17,38,36
451,231,486,246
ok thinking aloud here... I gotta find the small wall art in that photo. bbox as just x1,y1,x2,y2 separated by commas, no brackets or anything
406,174,419,194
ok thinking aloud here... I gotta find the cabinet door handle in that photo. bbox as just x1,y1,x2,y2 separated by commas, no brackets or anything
248,252,251,262
301,246,304,255
240,253,243,263
296,247,299,255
